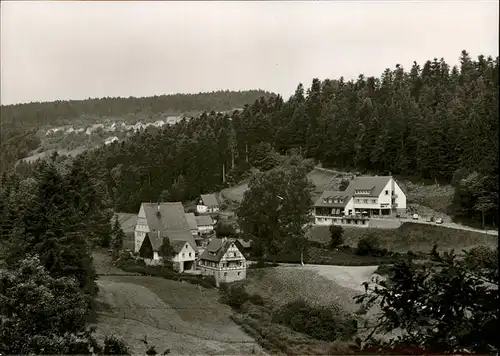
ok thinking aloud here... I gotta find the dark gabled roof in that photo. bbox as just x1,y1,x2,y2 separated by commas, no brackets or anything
195,215,214,226
314,190,352,208
200,193,219,207
171,240,191,254
185,213,198,230
199,238,240,262
345,176,392,197
235,238,252,249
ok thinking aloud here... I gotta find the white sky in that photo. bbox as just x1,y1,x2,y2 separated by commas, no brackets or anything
1,1,498,105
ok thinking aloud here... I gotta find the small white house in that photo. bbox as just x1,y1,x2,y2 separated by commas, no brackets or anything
171,240,197,272
196,194,220,214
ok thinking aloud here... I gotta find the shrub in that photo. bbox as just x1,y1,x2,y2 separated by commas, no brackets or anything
103,335,130,355
248,293,265,306
219,284,250,310
329,225,344,249
272,299,357,341
356,233,381,256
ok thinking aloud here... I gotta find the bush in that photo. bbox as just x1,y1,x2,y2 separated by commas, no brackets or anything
103,335,130,355
272,299,358,341
219,284,250,310
219,284,265,310
356,234,381,256
248,293,265,306
329,225,344,249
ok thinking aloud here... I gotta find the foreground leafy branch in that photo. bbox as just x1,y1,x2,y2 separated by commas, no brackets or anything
354,247,499,354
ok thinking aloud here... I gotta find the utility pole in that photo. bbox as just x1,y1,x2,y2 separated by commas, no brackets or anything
222,163,226,183
245,143,249,163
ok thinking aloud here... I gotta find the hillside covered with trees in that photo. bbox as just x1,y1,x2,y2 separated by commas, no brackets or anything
0,90,274,174
4,51,498,227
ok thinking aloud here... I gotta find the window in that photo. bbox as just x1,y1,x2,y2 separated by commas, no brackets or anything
363,199,368,203
189,252,192,257
182,253,185,258
224,272,228,276
238,272,241,276
372,199,376,204
385,190,389,195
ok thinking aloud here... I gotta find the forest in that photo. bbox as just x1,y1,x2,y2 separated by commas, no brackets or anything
0,89,273,174
2,50,498,226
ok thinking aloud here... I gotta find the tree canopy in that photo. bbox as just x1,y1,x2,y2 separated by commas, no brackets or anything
355,246,499,354
237,158,315,259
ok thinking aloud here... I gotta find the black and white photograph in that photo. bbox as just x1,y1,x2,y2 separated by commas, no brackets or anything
0,0,498,354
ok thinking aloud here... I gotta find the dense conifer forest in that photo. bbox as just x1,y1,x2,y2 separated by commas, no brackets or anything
2,51,498,226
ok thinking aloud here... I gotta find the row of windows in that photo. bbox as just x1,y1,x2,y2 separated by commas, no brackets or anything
355,199,377,204
317,217,367,225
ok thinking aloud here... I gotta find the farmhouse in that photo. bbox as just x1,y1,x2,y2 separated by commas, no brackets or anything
196,193,220,214
198,237,247,286
134,202,197,271
195,215,215,235
314,176,406,226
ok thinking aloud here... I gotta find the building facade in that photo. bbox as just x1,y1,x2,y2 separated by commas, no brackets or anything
314,176,406,226
198,238,246,286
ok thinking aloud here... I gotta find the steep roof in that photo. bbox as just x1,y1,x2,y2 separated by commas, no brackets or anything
345,176,392,197
141,202,196,252
195,215,214,226
142,202,190,231
199,238,240,262
200,193,219,207
171,240,192,254
185,213,198,230
314,190,351,208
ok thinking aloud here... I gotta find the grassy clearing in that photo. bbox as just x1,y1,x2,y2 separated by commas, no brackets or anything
245,267,361,314
93,276,264,355
307,222,496,253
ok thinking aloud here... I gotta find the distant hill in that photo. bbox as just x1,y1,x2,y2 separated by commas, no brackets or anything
0,89,275,129
0,89,275,174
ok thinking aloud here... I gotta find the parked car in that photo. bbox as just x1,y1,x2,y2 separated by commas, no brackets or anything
412,213,419,220
435,217,443,224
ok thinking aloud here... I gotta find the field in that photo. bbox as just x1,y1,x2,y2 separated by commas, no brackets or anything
91,250,264,355
307,222,497,253
232,264,391,354
245,266,370,314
